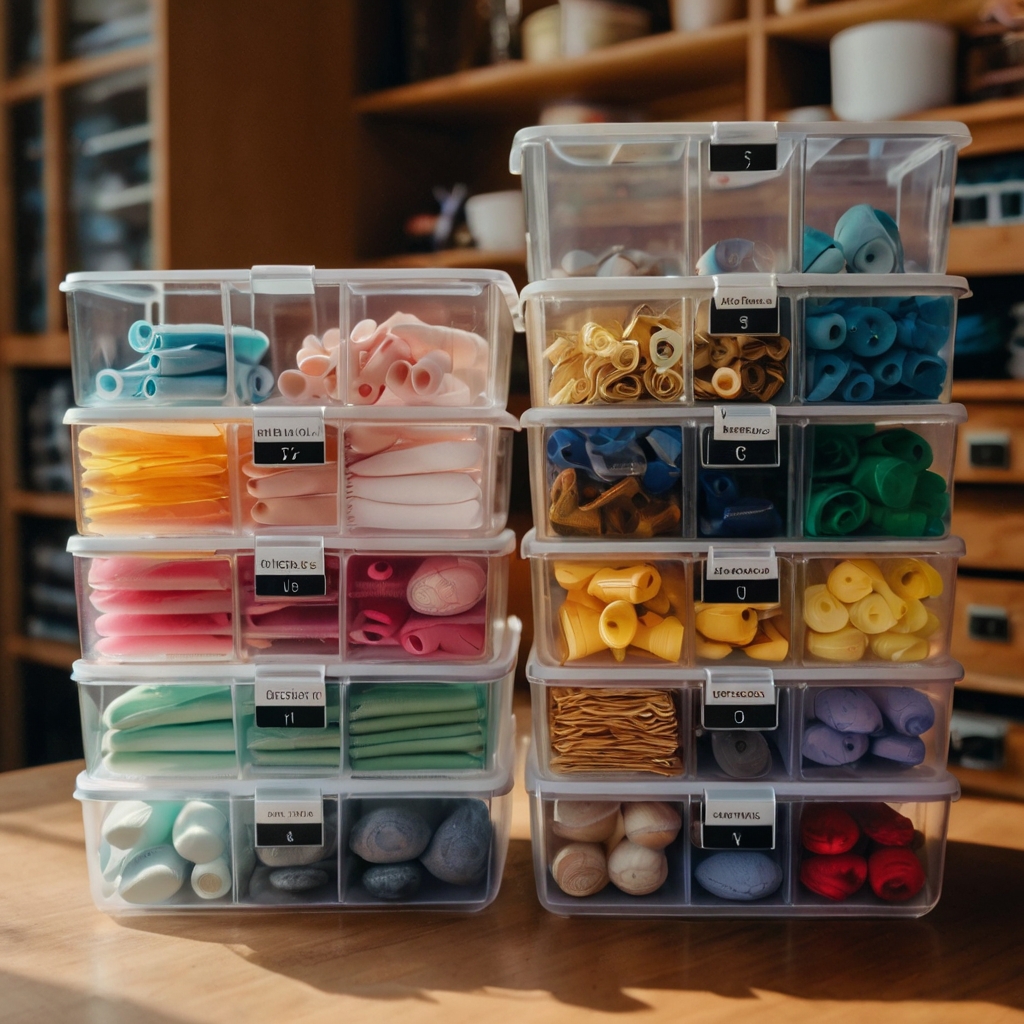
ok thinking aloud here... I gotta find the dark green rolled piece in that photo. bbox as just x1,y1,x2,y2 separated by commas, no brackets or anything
912,471,950,517
806,483,869,536
851,455,918,509
867,504,930,537
811,427,862,479
859,428,932,473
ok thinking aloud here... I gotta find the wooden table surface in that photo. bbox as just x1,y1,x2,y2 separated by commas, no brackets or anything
2,748,1024,1024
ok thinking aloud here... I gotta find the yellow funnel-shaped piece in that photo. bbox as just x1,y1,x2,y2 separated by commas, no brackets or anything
632,615,685,662
587,565,661,605
599,600,639,650
559,601,607,661
554,562,599,591
695,605,758,646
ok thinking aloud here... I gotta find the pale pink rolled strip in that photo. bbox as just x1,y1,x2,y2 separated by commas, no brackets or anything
388,321,488,371
95,635,234,659
406,556,487,616
95,612,232,637
87,557,231,591
347,472,480,505
351,334,412,406
250,494,337,527
242,461,338,499
347,497,482,531
348,440,482,477
344,425,472,455
90,589,233,615
385,350,451,399
348,600,410,645
278,368,335,401
398,606,486,657
244,605,340,638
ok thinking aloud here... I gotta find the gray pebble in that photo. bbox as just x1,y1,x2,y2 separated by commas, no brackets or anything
270,867,329,892
711,731,771,778
803,722,869,766
420,799,491,886
361,862,423,900
871,732,926,765
561,249,596,275
814,688,883,734
247,863,336,904
695,851,783,901
349,806,432,864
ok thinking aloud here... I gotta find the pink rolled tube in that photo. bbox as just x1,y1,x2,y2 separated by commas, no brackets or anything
406,556,487,616
249,494,337,527
348,600,410,644
347,472,480,506
94,612,232,637
244,605,340,638
87,557,231,591
399,609,486,657
95,635,233,659
389,321,488,370
244,462,338,499
90,589,233,615
352,334,412,405
347,497,482,531
348,440,481,477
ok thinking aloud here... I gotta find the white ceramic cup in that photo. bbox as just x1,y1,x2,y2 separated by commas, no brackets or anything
671,0,741,32
830,20,957,121
464,190,526,251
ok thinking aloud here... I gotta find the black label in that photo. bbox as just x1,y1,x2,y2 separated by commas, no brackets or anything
968,441,1010,470
969,611,1010,643
701,426,779,468
708,303,780,337
703,703,778,730
709,143,777,172
254,573,326,598
702,568,780,605
255,822,324,847
255,706,327,729
253,440,326,466
701,825,776,850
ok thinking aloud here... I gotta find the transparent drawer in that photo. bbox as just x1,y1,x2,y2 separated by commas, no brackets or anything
510,121,968,281
62,267,519,409
77,761,514,913
521,277,968,408
74,618,520,782
527,653,958,784
526,404,963,543
522,531,963,669
66,409,515,538
71,532,514,665
527,751,958,917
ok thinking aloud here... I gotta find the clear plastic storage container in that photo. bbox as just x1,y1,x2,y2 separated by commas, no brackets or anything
76,738,514,914
510,122,969,281
521,277,968,408
527,651,959,783
71,531,514,665
524,404,964,542
62,266,520,409
65,407,515,538
527,747,958,917
522,530,962,669
74,617,520,781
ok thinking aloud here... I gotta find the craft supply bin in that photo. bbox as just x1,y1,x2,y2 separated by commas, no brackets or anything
527,747,958,917
527,652,959,784
62,267,520,409
524,404,964,542
65,407,516,538
71,531,514,665
509,121,969,281
522,530,963,669
74,617,520,781
520,277,968,408
75,741,515,914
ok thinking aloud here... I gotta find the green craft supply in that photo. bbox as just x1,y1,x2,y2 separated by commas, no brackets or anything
104,720,235,753
103,685,233,731
245,725,340,752
850,455,917,509
348,707,485,736
348,684,483,720
859,428,932,473
805,483,869,536
247,748,340,767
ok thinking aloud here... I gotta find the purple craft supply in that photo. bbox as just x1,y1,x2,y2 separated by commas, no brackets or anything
803,723,869,766
814,688,883,734
869,687,935,736
870,733,926,766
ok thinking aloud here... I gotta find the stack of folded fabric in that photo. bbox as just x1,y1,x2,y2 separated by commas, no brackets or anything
512,119,970,918
63,267,522,914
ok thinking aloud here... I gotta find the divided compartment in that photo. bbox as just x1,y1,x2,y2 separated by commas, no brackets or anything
71,531,515,666
66,408,516,539
62,267,519,409
510,121,969,282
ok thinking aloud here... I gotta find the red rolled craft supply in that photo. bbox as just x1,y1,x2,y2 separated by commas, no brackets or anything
801,805,861,855
850,801,915,846
868,847,926,902
800,853,868,900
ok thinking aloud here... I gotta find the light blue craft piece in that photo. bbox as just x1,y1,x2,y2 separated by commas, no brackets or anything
806,312,847,350
867,347,907,388
547,429,590,472
148,347,228,376
834,204,904,274
95,367,148,400
695,852,783,901
236,364,275,404
586,426,638,454
644,427,682,466
840,360,874,402
696,238,775,275
128,321,270,365
807,352,849,402
141,374,228,400
803,226,846,272
844,306,897,357
901,352,946,398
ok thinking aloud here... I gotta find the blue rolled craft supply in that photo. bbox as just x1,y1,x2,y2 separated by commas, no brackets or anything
807,352,849,402
587,439,647,481
834,204,904,274
901,352,946,398
237,364,275,404
802,226,845,273
644,426,682,467
586,426,638,454
696,238,775,275
148,347,228,377
95,367,148,400
806,312,847,350
867,348,906,388
547,429,590,472
128,321,270,365
141,374,228,400
843,307,897,357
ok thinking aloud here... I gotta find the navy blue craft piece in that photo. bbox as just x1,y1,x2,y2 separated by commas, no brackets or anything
697,469,784,539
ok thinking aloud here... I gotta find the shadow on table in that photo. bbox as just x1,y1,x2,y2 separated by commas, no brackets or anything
116,837,1024,1014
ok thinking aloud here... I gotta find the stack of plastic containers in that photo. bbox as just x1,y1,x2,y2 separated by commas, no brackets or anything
512,121,972,916
62,266,522,912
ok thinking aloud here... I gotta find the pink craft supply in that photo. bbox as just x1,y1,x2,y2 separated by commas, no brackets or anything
95,634,234,658
406,556,487,616
348,601,410,644
348,440,482,477
87,557,231,591
94,612,232,637
244,604,340,638
367,560,393,581
347,472,481,506
90,589,233,615
347,558,412,599
249,494,338,526
388,321,487,370
243,462,338,499
398,608,486,657
353,334,412,405
345,425,403,455
346,497,482,531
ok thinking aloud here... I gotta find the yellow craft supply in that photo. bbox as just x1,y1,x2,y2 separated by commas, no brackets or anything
695,633,733,660
559,602,607,661
802,583,849,633
554,562,599,591
849,559,907,621
806,624,869,662
889,596,929,634
564,587,606,613
599,601,639,650
644,589,671,615
870,632,929,662
695,605,758,647
915,609,941,638
847,593,898,634
826,561,874,603
886,559,931,601
743,618,789,662
587,565,661,605
632,615,685,662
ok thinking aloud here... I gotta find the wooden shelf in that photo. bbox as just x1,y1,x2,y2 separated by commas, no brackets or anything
0,333,71,367
952,378,1024,402
914,95,1024,159
959,671,1024,698
952,763,1024,800
364,248,528,289
9,491,75,520
765,0,980,42
1,43,154,103
6,634,79,671
948,222,1024,277
353,21,749,121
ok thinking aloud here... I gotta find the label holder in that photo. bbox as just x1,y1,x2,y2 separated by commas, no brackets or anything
253,535,327,599
700,786,776,850
701,668,778,731
703,407,779,468
254,665,328,729
701,545,780,605
252,407,327,467
708,275,780,337
254,788,325,848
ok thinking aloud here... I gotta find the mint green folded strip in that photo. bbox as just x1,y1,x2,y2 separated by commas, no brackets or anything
246,725,340,751
248,749,340,767
348,734,483,759
351,752,484,771
103,685,233,731
103,720,236,753
349,684,482,720
103,751,238,775
348,707,485,735
350,722,484,750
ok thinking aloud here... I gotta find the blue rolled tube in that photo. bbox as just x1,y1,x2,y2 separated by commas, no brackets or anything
834,204,904,274
547,429,591,472
806,312,847,350
141,374,228,400
867,347,907,389
699,471,739,514
148,347,228,376
803,226,845,272
239,364,275,404
840,361,875,402
95,368,148,400
901,352,947,398
643,427,682,467
586,426,638,454
844,306,897,357
806,352,849,402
